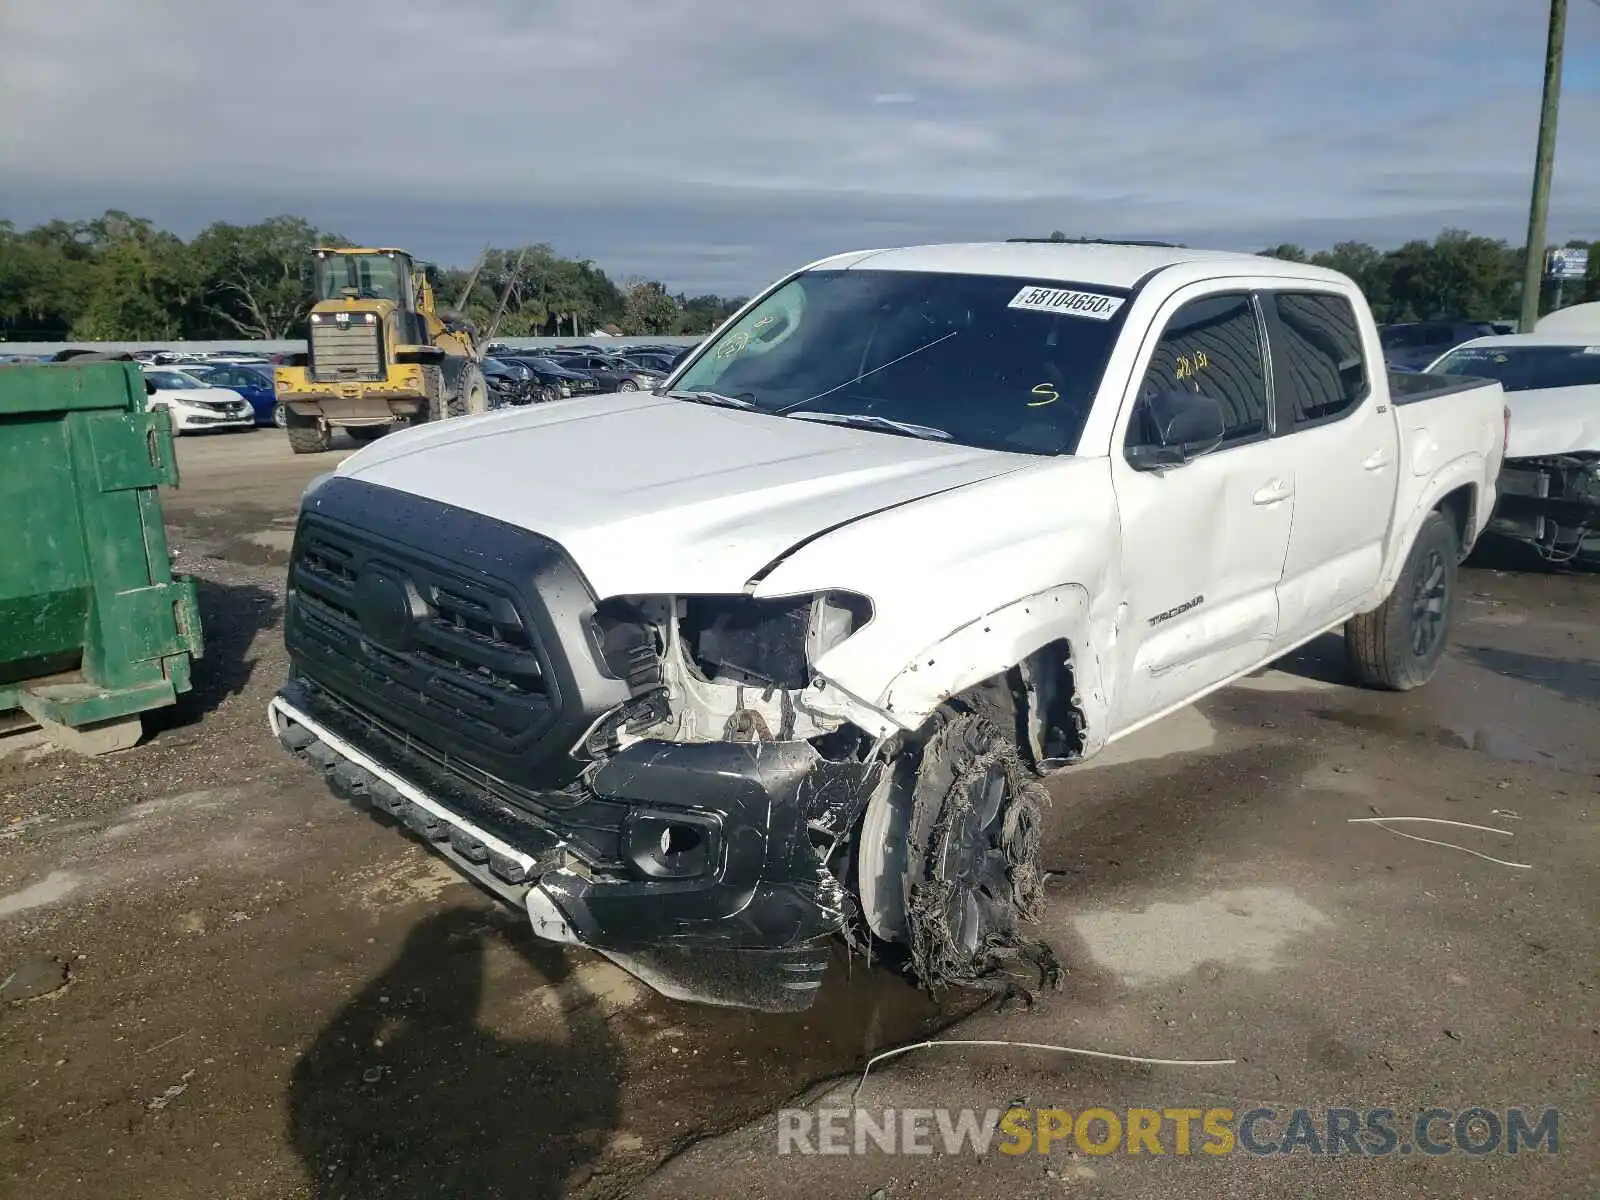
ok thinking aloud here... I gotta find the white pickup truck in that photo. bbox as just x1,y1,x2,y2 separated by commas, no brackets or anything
270,241,1508,1011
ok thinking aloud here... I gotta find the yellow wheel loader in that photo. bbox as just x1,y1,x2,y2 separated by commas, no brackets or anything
272,247,490,454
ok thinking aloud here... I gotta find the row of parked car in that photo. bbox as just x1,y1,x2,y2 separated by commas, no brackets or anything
121,342,704,435
1378,319,1517,371
481,342,699,407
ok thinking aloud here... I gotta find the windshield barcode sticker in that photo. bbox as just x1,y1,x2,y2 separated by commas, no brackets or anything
1008,286,1125,320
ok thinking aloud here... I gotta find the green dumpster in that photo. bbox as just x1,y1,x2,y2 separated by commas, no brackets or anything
0,361,203,754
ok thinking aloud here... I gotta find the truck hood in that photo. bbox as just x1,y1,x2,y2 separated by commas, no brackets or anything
1505,385,1600,458
336,393,1030,597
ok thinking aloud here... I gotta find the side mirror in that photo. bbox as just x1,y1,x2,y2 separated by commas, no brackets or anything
145,378,157,396
1127,390,1226,470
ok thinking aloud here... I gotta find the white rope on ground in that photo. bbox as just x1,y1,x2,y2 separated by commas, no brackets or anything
850,1040,1237,1106
1346,816,1531,870
1348,816,1516,835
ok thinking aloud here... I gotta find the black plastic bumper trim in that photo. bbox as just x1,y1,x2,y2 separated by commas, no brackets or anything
272,684,877,955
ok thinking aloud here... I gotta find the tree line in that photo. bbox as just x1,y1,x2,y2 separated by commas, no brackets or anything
1049,227,1599,324
3,212,1596,344
0,212,749,343
1254,230,1597,323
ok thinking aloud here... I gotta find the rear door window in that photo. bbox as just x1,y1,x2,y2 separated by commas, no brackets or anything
1267,292,1370,428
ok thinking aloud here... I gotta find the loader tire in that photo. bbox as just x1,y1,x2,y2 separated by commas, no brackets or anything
460,365,488,415
284,407,332,454
1345,510,1458,691
431,364,487,420
421,365,445,412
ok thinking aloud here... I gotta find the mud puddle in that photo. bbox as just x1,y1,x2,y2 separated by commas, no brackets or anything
166,506,299,568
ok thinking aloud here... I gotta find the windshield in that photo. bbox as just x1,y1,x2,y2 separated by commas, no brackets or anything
145,371,206,390
1433,345,1600,392
670,270,1130,454
313,252,409,303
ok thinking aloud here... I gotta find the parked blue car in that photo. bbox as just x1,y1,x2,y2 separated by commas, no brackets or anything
184,364,281,426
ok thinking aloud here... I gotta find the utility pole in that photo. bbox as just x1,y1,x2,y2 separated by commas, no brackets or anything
484,248,528,343
1520,0,1567,332
452,244,491,313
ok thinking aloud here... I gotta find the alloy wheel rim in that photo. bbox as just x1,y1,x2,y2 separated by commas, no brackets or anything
1410,548,1447,658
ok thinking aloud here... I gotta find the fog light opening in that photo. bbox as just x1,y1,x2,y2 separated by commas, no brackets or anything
660,824,702,858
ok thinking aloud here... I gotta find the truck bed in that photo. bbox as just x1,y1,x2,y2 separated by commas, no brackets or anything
1388,369,1503,406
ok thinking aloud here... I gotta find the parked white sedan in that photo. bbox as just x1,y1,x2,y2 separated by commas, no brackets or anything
141,369,255,434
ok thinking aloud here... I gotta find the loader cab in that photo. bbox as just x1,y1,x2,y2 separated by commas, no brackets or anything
312,248,417,311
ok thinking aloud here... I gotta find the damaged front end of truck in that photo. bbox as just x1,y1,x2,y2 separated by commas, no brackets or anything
1490,452,1600,566
270,474,1059,1011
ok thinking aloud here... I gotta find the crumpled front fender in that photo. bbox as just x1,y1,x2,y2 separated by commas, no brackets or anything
875,583,1103,731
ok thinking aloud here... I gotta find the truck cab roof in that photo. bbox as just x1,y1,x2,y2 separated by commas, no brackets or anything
805,241,1351,291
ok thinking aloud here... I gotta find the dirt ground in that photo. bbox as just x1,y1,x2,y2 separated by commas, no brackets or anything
1,428,1595,1200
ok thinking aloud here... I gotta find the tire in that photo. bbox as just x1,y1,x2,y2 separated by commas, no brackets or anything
1345,510,1458,691
899,711,1057,997
539,384,561,404
420,365,445,418
430,363,488,420
284,406,333,454
463,369,488,415
271,403,287,429
617,379,638,392
346,425,390,443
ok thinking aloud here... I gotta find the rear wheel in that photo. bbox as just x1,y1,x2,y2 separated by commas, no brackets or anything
284,406,332,454
1345,510,1458,690
271,403,287,429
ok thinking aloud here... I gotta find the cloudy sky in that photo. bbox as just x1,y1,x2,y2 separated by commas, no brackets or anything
3,0,1598,294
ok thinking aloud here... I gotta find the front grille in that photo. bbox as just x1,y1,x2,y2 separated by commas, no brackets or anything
309,320,384,382
282,478,634,797
291,529,549,755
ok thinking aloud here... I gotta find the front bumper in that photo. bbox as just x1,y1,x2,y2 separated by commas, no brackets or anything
283,392,427,421
270,678,862,1011
171,404,253,431
1490,455,1600,563
488,381,540,407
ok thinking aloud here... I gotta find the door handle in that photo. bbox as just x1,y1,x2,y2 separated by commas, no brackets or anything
1252,479,1293,505
1361,449,1392,471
